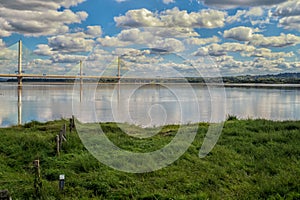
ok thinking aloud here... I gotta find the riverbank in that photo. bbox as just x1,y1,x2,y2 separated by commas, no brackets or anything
0,119,299,199
2,72,300,85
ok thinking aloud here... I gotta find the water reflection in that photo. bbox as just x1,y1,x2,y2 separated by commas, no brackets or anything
225,87,300,120
18,87,22,125
0,83,299,127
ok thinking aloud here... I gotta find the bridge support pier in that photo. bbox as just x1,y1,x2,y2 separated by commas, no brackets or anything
18,77,22,87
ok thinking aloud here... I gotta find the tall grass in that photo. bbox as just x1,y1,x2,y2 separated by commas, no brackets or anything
0,119,299,199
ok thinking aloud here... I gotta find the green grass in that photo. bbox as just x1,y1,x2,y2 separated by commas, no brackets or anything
0,119,299,199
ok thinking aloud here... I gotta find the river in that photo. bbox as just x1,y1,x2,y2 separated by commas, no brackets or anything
0,82,299,127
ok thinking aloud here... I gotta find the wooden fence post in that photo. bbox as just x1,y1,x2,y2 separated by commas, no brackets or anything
59,124,67,148
69,115,75,132
56,135,60,156
63,123,66,136
0,190,11,200
33,159,42,199
57,124,67,157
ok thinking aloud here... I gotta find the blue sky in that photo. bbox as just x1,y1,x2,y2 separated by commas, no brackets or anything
0,0,300,76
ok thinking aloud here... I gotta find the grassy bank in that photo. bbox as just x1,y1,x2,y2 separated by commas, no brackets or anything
0,119,299,199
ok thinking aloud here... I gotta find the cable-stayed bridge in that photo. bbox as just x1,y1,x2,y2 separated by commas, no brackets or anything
0,40,124,86
0,40,187,86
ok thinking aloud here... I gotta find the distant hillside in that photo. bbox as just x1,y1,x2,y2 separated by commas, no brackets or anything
260,73,300,78
185,72,300,84
222,73,300,84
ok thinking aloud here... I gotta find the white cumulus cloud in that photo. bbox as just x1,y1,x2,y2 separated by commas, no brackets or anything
184,36,220,46
149,38,185,52
274,0,300,30
194,43,256,57
163,0,175,4
115,7,226,28
0,0,88,37
250,33,300,47
223,26,300,47
200,0,288,9
224,26,258,41
0,39,6,49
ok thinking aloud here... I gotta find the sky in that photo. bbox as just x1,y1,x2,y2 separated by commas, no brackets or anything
0,0,300,77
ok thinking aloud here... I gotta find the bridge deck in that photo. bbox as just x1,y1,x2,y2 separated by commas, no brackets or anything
0,74,183,80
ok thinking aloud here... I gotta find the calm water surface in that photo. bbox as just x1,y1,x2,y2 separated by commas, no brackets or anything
0,82,299,127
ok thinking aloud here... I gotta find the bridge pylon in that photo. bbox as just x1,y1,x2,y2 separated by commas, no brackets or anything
17,40,23,87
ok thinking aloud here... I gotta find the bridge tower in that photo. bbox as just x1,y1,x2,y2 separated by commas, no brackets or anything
80,60,83,102
17,40,22,87
117,56,121,81
80,60,83,83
